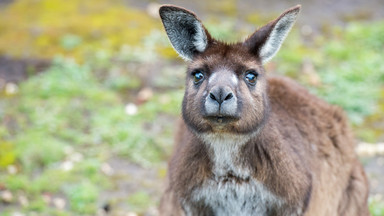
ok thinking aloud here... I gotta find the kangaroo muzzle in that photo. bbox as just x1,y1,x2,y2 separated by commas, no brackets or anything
205,85,238,119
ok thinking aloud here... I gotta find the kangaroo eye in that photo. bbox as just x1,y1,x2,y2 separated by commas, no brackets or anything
192,70,205,84
244,70,258,86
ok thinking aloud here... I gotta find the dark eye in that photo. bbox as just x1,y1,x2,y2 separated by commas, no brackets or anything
192,70,205,84
244,70,258,86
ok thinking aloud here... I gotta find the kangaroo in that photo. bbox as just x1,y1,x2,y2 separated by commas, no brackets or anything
158,5,370,216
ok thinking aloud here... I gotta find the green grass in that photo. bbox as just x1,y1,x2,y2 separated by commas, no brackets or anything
0,57,183,214
370,195,384,216
127,191,153,212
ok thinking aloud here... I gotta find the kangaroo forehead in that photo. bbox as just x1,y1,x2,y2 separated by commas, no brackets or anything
189,44,260,69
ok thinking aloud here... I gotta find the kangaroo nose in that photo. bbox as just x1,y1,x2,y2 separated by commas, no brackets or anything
209,86,234,105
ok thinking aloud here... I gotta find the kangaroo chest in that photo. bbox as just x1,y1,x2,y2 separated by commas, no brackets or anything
183,135,287,216
188,177,284,216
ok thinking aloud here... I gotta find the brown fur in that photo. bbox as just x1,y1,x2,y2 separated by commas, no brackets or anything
159,5,370,216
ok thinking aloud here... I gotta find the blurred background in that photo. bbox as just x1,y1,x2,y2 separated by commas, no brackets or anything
0,0,383,215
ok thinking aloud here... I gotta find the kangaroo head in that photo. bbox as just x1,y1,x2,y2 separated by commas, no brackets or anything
159,5,300,135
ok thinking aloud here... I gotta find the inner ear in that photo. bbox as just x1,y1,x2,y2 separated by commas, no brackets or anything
243,5,301,64
159,5,211,61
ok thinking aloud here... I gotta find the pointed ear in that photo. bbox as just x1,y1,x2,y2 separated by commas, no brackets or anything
159,5,211,61
244,5,301,64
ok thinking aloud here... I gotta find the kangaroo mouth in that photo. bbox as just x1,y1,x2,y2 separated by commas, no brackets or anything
204,115,239,124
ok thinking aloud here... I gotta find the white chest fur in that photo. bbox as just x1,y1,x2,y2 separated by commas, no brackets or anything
190,178,284,216
203,133,251,177
186,133,285,216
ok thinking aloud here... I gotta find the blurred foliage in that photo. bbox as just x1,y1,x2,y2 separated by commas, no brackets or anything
204,0,238,17
0,142,15,167
0,0,176,60
64,181,99,213
275,22,384,140
370,195,384,216
0,57,182,165
127,191,153,212
0,57,183,214
204,19,242,43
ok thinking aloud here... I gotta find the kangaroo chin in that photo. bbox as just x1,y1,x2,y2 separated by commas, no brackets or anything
158,4,370,216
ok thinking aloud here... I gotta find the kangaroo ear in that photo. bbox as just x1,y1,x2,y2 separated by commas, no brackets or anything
159,5,211,61
244,5,301,64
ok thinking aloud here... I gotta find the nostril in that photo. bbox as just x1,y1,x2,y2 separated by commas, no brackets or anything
210,93,217,101
224,93,233,101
